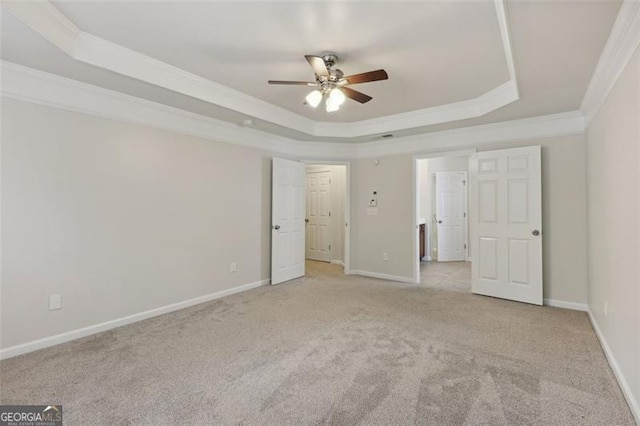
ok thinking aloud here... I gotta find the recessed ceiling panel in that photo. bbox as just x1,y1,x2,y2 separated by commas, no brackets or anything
51,1,510,122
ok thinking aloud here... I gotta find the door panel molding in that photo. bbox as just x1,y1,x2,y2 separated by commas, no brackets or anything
470,145,542,305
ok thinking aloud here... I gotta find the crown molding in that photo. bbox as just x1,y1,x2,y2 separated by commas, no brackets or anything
313,80,518,138
1,62,585,162
494,0,519,92
353,110,586,159
0,61,303,156
1,0,79,55
581,0,640,125
2,0,519,138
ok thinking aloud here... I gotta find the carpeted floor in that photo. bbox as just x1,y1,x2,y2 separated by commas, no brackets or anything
0,261,635,425
420,261,471,293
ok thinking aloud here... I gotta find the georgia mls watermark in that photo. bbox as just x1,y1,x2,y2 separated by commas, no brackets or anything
0,405,62,426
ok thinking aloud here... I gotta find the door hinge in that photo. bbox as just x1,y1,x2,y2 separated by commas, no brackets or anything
329,211,331,217
464,212,467,217
329,178,331,184
329,244,331,250
464,244,467,249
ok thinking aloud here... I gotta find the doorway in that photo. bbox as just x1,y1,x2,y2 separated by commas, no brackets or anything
304,164,347,269
415,152,472,291
271,158,350,285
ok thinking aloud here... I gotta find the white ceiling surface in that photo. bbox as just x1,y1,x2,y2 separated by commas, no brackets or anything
1,1,622,143
51,1,510,123
0,11,314,142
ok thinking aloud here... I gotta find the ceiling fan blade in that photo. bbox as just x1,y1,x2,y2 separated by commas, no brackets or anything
342,86,373,104
343,69,388,85
268,80,316,86
305,55,329,77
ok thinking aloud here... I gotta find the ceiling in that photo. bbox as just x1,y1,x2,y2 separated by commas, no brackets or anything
1,1,622,143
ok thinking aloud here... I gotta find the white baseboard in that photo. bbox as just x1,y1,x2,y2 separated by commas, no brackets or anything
588,310,640,424
0,278,270,360
543,298,589,311
351,270,417,284
330,260,345,266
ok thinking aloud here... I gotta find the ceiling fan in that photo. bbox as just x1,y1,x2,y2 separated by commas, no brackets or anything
268,54,388,113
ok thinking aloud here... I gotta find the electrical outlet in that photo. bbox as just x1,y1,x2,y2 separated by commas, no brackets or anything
383,253,388,261
49,294,62,311
604,301,608,316
230,262,237,273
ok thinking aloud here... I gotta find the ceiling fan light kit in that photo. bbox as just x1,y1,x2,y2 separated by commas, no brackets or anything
268,54,388,114
305,90,323,108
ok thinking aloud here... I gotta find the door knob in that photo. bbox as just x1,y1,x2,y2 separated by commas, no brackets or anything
532,229,540,236
273,225,280,230
305,219,309,223
437,220,443,224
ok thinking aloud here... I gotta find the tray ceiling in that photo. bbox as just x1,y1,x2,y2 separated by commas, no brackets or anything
1,0,622,142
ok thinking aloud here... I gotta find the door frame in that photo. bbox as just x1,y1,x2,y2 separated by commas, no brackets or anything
301,160,351,274
413,149,477,284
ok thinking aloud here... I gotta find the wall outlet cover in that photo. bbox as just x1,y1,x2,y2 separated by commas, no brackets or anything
49,294,62,311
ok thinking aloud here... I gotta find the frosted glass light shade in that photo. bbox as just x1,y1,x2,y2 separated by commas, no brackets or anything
329,88,346,106
305,90,322,108
326,97,340,113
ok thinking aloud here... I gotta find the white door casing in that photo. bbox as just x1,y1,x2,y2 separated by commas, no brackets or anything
271,158,305,285
305,170,332,262
435,171,467,262
470,146,543,305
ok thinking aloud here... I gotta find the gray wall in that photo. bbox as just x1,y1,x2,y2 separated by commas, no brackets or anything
0,98,591,354
349,156,415,279
586,45,639,414
1,98,272,349
349,134,589,305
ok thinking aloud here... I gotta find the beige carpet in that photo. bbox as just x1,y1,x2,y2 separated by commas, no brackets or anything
420,261,472,293
1,261,634,425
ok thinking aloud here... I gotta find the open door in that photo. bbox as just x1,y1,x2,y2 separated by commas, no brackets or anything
435,171,467,261
469,146,543,305
271,158,305,285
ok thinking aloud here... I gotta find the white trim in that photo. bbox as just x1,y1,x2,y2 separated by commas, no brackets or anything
588,310,640,424
494,0,518,92
413,158,420,283
313,81,519,138
543,298,589,312
358,111,585,159
581,1,640,125
415,149,477,160
0,61,302,156
0,279,270,360
1,0,79,56
351,270,417,284
330,260,345,267
1,62,586,161
3,0,520,138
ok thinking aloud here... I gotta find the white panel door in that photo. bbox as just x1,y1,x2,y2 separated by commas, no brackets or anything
305,170,332,262
271,158,305,285
470,146,543,305
436,171,467,262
